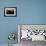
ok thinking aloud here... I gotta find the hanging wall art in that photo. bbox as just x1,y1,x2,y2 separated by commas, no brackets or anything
4,7,17,17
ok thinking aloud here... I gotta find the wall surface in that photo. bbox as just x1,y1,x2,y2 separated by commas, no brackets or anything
0,0,46,44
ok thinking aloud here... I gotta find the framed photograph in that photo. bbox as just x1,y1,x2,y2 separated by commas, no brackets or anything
18,24,46,42
4,7,17,17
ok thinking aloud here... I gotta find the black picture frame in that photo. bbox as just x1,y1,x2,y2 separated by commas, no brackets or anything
4,7,17,17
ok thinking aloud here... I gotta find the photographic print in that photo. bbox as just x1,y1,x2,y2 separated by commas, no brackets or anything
4,7,17,17
18,24,46,41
